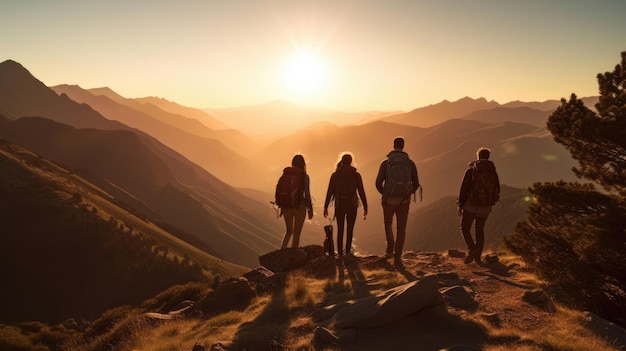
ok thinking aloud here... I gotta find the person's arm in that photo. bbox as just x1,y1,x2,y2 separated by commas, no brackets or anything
457,168,472,211
356,173,368,215
304,174,313,218
375,160,387,194
411,161,420,192
323,173,335,218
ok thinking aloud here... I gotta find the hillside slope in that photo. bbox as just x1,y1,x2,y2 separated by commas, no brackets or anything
0,60,286,267
0,116,283,267
0,138,246,324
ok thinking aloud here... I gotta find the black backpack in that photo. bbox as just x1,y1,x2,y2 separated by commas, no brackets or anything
275,167,303,209
384,153,413,199
334,167,358,208
469,161,499,207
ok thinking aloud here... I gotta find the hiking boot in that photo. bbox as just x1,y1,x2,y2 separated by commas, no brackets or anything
384,252,393,259
475,255,484,265
464,250,475,264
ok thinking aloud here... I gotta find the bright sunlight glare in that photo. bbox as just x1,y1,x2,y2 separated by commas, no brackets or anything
282,51,328,104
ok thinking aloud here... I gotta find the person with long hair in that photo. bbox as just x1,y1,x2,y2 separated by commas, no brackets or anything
323,153,368,261
279,154,313,249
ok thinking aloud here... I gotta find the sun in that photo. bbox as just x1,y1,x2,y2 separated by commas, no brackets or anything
281,51,329,104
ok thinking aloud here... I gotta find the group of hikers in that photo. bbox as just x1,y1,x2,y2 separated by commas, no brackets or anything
274,137,501,268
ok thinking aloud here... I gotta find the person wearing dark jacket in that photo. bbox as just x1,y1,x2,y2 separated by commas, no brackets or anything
323,153,368,261
375,137,419,268
457,147,500,264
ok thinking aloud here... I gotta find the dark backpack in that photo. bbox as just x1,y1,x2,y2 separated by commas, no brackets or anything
275,167,303,209
384,153,413,198
470,161,500,207
334,168,358,208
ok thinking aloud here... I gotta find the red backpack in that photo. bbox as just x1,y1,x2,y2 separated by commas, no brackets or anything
275,167,303,209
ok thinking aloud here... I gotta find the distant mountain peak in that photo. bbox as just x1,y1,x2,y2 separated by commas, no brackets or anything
0,59,35,78
88,87,127,102
1,59,23,67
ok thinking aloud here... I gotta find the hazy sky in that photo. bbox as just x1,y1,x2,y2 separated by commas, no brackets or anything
2,0,624,111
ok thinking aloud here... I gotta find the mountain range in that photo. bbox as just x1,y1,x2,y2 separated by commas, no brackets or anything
0,60,284,269
0,58,598,324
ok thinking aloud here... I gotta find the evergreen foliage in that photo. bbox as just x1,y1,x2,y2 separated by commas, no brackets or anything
507,52,626,327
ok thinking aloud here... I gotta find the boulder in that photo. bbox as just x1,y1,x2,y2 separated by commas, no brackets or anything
259,247,308,272
243,266,285,294
191,277,255,317
321,274,442,329
441,285,477,309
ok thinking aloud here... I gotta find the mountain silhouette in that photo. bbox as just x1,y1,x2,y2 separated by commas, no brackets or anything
0,58,586,265
460,106,551,127
133,95,230,131
0,60,126,131
382,97,500,128
88,87,254,153
0,116,284,267
0,60,286,267
50,84,269,189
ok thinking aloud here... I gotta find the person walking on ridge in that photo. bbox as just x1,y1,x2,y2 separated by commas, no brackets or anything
375,137,420,268
277,154,313,249
323,153,368,262
457,147,500,264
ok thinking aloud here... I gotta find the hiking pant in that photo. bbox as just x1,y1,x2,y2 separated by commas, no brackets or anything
281,203,306,249
460,210,487,258
335,205,357,256
382,201,410,260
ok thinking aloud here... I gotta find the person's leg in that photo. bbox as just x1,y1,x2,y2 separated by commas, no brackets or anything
460,210,477,263
335,207,346,256
281,208,295,249
394,202,410,265
474,215,488,262
382,202,397,257
291,204,306,248
345,206,357,254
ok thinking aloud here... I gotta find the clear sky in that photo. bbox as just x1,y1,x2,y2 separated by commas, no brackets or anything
1,0,624,112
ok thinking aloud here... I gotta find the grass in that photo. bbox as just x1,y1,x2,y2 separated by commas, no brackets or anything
45,253,625,351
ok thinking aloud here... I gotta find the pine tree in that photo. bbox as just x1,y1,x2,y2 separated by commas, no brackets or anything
547,51,626,196
507,51,626,328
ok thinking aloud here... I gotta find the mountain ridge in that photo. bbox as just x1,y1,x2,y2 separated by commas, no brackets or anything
0,60,287,267
0,137,248,324
50,84,268,189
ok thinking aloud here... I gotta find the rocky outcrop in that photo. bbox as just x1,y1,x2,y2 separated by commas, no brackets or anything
313,274,443,329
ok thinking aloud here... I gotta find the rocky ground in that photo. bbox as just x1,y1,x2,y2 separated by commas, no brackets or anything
311,250,556,350
150,247,626,351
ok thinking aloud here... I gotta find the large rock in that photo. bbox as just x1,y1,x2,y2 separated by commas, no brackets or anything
243,266,286,294
259,245,324,272
191,277,255,317
317,274,443,329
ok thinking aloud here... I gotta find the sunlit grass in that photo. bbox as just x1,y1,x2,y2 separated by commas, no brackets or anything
471,302,622,351
61,253,623,351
